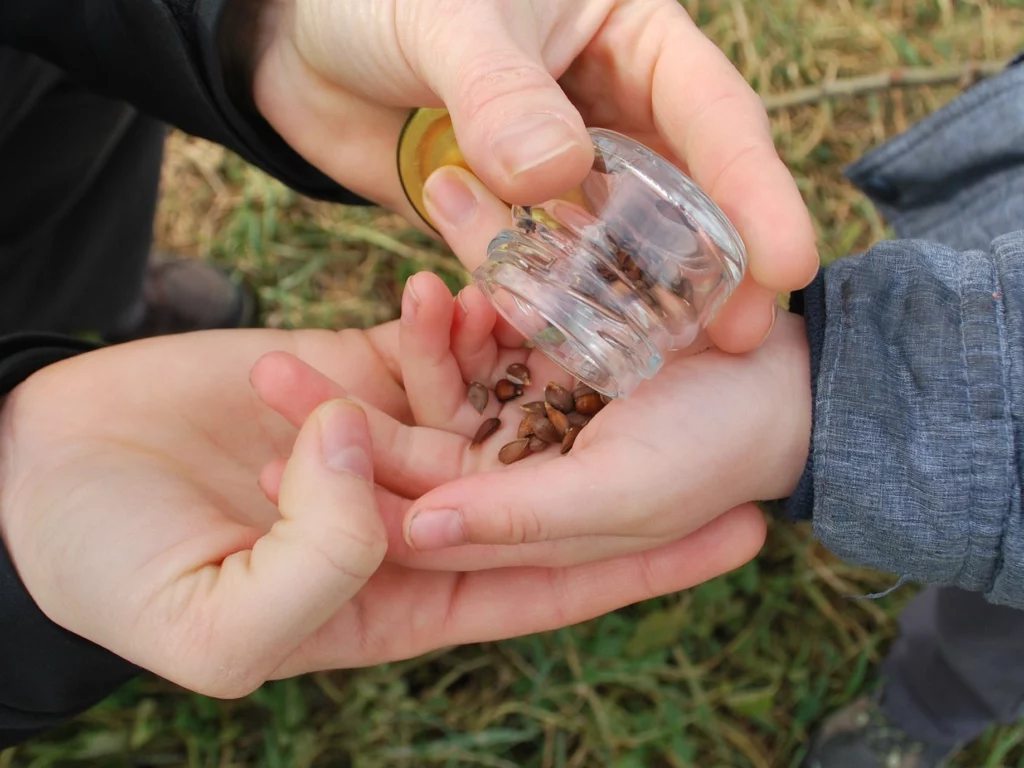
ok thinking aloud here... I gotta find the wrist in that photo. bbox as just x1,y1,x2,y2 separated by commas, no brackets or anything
756,310,813,503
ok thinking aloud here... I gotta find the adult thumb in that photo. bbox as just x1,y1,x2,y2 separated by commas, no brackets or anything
418,5,593,205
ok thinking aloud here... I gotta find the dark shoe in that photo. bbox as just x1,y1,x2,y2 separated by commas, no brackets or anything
107,251,258,342
803,692,961,768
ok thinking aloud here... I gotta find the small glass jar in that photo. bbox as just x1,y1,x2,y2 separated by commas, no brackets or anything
398,110,747,398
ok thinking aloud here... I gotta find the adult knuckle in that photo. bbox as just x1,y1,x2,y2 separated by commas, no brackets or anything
457,53,553,118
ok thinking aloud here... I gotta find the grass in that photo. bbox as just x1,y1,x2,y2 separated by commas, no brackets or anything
4,0,1024,766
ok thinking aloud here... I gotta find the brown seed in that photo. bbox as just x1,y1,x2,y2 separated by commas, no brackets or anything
567,411,590,428
575,392,604,415
561,426,580,454
544,382,575,413
531,415,562,444
520,400,547,416
495,379,523,403
498,438,533,464
528,436,550,453
467,381,489,414
506,362,532,387
545,403,570,437
596,262,618,283
470,417,501,448
516,415,540,438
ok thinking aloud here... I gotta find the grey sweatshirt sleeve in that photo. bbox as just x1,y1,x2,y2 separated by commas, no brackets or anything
805,232,1024,609
780,53,1024,607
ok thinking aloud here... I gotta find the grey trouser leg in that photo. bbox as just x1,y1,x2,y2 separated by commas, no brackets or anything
881,586,1024,747
0,47,165,335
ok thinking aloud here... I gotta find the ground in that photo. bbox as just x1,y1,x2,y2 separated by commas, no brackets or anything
4,1,1024,766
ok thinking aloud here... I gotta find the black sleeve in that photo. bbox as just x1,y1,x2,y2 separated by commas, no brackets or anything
0,335,140,750
757,270,826,523
0,0,371,207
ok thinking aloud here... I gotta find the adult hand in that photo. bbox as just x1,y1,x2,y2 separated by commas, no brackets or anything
385,270,810,568
0,326,764,698
250,0,818,352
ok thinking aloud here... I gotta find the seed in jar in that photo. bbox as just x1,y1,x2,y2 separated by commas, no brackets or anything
495,378,523,403
498,438,533,464
655,199,697,232
505,362,532,387
670,276,695,305
561,426,580,454
544,403,570,437
596,262,618,283
470,417,501,448
544,382,575,413
527,436,550,453
520,400,548,416
530,415,562,444
467,381,489,414
517,415,536,439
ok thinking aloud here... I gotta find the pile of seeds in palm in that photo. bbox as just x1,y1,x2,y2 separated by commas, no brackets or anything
466,363,609,464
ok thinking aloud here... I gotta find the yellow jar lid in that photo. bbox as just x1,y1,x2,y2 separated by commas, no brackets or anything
396,107,593,232
396,108,470,232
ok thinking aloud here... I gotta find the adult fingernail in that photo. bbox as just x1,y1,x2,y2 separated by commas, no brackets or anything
423,167,478,228
318,400,372,479
406,509,466,550
492,114,583,181
401,274,420,325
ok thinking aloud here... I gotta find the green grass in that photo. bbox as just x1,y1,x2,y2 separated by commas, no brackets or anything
5,1,1024,766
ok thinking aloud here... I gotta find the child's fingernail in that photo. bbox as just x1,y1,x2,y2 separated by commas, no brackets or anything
424,167,478,228
455,288,470,318
317,400,373,479
756,300,779,348
406,509,466,550
402,275,420,325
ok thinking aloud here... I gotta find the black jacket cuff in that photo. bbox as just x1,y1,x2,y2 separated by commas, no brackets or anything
777,269,826,522
0,334,140,750
0,0,372,207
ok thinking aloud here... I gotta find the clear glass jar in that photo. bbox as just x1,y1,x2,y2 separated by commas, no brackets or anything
398,111,747,398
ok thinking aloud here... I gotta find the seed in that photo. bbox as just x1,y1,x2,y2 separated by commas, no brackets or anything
470,417,501,448
575,392,604,415
531,415,562,444
655,198,697,231
520,400,548,415
506,362,532,387
495,379,523,402
467,381,489,414
545,403,570,437
596,262,618,283
498,438,533,464
528,436,550,453
561,426,580,454
567,411,590,428
544,382,575,413
517,416,535,439
573,383,597,397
